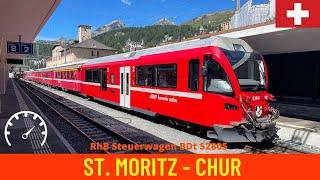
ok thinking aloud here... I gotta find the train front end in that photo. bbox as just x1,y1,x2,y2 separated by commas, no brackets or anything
206,38,279,142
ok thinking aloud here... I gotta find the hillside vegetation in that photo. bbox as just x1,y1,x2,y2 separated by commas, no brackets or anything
93,25,197,51
93,10,234,52
183,10,234,32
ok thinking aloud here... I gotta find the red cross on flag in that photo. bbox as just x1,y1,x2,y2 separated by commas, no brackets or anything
276,0,320,27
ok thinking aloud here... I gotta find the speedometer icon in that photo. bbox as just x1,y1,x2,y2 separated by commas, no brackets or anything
4,111,48,147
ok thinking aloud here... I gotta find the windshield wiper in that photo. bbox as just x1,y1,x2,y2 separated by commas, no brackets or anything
252,83,260,91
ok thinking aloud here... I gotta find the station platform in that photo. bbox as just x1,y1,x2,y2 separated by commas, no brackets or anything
277,116,320,149
0,79,75,153
271,102,320,149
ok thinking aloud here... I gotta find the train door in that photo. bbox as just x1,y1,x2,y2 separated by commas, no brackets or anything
100,69,107,91
120,66,130,108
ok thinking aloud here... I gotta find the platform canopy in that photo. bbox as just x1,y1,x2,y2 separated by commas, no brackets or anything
0,0,60,94
0,0,60,43
217,23,320,55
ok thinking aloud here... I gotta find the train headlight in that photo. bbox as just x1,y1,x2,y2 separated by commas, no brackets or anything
255,106,263,117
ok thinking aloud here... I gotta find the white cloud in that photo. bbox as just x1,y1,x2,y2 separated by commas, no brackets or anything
121,0,132,6
35,35,59,41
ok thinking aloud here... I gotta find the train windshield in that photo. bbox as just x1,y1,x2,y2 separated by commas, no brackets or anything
221,49,266,91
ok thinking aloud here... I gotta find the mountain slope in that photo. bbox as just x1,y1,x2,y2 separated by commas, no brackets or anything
93,25,197,52
184,10,234,31
94,20,125,36
154,18,175,26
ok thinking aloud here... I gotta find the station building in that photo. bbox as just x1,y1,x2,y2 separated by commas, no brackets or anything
46,25,117,67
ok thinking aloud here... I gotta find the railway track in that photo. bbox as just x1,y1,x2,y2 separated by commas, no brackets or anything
19,81,156,154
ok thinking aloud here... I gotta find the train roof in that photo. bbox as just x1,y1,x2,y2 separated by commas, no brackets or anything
84,36,253,66
31,60,88,72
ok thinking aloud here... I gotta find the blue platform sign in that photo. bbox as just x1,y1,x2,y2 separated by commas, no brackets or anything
20,43,33,54
7,42,20,54
7,41,33,55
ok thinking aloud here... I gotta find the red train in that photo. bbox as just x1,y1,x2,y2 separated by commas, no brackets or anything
24,36,279,142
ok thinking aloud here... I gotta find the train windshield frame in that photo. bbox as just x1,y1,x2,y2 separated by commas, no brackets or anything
221,48,266,92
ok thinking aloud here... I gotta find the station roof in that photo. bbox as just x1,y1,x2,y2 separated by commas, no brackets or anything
202,21,320,55
0,0,61,43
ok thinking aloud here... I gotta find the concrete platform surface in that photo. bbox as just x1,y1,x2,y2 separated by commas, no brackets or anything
277,116,320,149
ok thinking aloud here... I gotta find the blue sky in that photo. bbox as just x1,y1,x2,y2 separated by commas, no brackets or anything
37,0,268,40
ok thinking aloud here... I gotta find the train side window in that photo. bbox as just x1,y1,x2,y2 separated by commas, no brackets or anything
92,70,99,83
203,57,233,95
136,66,154,86
110,73,115,85
85,70,93,82
188,59,199,91
155,64,177,88
71,71,74,79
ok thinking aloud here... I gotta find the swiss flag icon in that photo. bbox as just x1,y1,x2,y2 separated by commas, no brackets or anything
276,0,320,27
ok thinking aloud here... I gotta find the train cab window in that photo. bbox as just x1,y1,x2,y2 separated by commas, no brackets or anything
136,66,154,86
188,59,199,91
92,70,100,83
155,64,177,88
85,70,93,82
110,73,115,85
203,57,233,95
